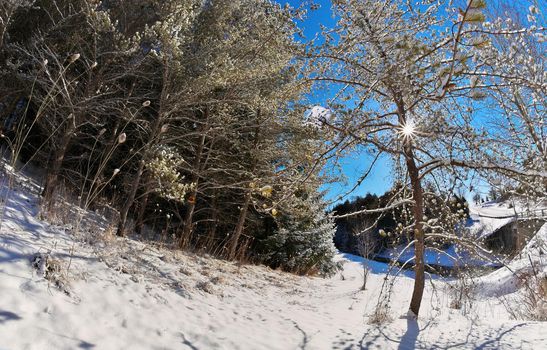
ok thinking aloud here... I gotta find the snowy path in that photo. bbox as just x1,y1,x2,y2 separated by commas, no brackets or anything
0,176,546,349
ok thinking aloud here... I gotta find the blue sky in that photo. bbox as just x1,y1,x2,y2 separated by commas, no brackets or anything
273,1,546,208
277,0,393,203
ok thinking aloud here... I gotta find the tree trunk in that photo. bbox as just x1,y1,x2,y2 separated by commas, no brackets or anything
395,98,425,317
226,109,261,260
134,171,151,234
227,192,252,260
116,102,164,236
42,122,75,213
179,107,209,249
0,14,9,52
204,190,219,250
117,58,170,237
405,145,425,316
179,189,197,249
116,158,145,236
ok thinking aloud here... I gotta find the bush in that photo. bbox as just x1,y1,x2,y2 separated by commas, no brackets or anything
261,202,341,277
31,252,71,295
502,270,547,321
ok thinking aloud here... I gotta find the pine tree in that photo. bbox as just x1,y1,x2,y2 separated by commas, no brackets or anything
261,194,340,277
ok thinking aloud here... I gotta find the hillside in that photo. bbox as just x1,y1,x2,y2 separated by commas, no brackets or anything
1,171,546,349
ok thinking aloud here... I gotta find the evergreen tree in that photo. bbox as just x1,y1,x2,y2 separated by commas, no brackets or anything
261,194,340,277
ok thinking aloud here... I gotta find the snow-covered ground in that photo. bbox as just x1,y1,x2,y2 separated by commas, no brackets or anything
377,200,547,270
376,242,501,269
1,171,546,349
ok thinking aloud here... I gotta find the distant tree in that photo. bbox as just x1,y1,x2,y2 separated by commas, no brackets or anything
473,193,481,205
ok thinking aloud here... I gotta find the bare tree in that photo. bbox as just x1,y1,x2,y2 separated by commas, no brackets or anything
307,0,542,316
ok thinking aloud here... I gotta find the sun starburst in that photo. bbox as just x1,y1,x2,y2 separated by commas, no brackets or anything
398,119,416,139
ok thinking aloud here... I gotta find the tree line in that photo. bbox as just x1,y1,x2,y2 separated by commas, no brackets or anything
0,0,339,276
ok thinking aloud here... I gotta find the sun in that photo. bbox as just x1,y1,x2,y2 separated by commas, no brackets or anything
398,120,416,139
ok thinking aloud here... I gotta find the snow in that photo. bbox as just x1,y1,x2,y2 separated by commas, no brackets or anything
377,242,501,268
0,171,546,349
466,200,547,240
466,202,517,240
304,106,331,129
477,222,547,298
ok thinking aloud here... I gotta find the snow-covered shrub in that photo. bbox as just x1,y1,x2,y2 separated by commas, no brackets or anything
512,274,547,321
31,252,71,295
500,269,547,322
196,280,215,295
540,274,547,299
521,271,547,321
537,273,547,320
84,222,116,246
260,197,341,277
368,302,392,325
210,275,225,285
147,146,194,202
447,275,476,314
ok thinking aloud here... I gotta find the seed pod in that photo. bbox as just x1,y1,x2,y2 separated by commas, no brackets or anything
259,185,273,198
118,133,127,144
69,53,81,63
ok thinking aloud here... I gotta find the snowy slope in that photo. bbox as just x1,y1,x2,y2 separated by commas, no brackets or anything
477,222,547,297
467,203,516,240
467,200,547,240
1,172,546,349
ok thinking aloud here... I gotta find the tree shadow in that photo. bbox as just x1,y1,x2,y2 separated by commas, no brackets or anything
398,317,419,350
288,318,311,350
78,340,96,349
0,310,22,324
0,244,28,264
1,189,45,238
355,318,533,350
180,332,199,350
474,323,527,350
35,327,96,349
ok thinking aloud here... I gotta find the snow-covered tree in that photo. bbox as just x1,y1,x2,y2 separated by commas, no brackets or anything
310,0,497,316
0,0,342,274
1,0,144,213
261,194,340,277
114,0,200,236
471,2,546,203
